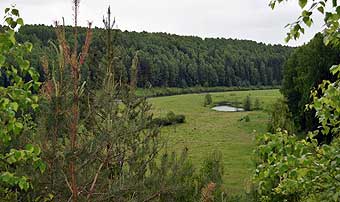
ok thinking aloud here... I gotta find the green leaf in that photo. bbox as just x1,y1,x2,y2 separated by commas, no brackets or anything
302,10,312,17
10,102,19,112
0,54,5,66
7,155,17,164
33,82,41,91
25,42,33,52
8,30,15,44
330,64,340,75
47,194,54,200
28,69,39,81
33,145,41,155
299,0,307,8
5,17,14,26
17,18,24,26
333,192,340,202
333,0,337,7
11,9,19,17
19,59,30,70
18,179,29,191
318,6,324,14
300,27,305,34
11,22,17,29
5,8,10,14
38,162,46,173
15,122,23,130
31,103,39,110
14,150,23,159
324,35,331,45
303,17,312,27
31,95,39,103
25,144,34,152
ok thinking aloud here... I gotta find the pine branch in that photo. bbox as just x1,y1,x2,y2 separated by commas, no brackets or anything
86,162,105,200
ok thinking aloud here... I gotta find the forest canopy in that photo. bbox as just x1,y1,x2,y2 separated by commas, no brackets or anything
14,24,293,88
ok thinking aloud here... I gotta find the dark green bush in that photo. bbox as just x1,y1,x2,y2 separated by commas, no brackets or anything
204,93,212,106
166,111,176,122
151,111,186,126
243,95,252,111
267,98,295,134
245,115,250,122
175,114,186,123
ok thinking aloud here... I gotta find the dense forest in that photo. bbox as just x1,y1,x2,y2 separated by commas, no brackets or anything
15,25,292,88
282,33,340,134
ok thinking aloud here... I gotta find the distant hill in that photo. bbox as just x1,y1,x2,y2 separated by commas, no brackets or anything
16,24,293,88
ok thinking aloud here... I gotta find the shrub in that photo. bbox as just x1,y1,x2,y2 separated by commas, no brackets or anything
166,111,176,122
243,95,252,111
151,111,186,126
198,151,225,201
175,114,186,123
204,93,212,107
245,115,250,122
253,130,340,202
147,149,225,201
254,67,340,202
151,117,169,126
267,98,295,134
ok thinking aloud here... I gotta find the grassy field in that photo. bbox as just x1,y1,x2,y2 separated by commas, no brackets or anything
148,89,281,194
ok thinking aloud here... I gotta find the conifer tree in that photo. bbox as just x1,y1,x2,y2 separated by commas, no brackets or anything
102,6,115,89
34,3,227,201
55,1,92,201
36,0,92,201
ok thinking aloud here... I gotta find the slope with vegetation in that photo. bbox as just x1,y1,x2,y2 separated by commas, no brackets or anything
14,24,292,89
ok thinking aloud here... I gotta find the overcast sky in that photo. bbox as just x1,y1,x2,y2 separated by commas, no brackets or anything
0,0,324,46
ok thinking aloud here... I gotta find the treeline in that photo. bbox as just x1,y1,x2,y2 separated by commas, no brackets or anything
136,86,279,98
16,24,293,88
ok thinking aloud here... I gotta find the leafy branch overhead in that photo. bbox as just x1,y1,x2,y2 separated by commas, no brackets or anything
0,6,45,199
270,0,340,45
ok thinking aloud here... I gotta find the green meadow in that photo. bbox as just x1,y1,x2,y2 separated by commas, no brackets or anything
148,89,281,193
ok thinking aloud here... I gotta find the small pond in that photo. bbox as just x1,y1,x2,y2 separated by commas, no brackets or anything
211,105,244,112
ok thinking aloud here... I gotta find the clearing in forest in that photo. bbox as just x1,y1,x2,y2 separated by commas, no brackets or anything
149,89,281,193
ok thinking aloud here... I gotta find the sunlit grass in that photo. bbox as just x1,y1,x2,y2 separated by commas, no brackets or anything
148,89,281,193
